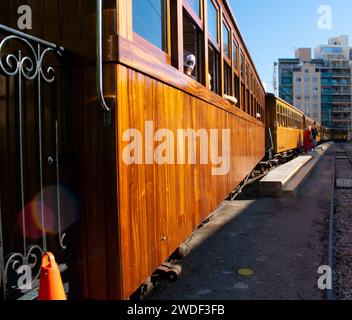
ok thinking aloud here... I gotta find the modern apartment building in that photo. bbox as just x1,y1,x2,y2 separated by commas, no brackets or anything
315,36,352,130
279,49,322,123
278,35,352,131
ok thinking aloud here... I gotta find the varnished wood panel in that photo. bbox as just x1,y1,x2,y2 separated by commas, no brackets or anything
116,65,265,299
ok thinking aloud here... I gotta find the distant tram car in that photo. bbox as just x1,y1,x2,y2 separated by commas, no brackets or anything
265,93,348,158
266,94,304,156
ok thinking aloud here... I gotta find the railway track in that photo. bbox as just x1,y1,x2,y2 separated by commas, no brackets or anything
329,143,352,300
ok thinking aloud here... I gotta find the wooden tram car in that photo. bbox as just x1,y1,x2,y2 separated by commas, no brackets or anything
0,0,266,300
265,94,304,156
0,0,349,301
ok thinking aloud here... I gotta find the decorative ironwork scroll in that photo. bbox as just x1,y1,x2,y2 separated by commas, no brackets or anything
0,25,66,300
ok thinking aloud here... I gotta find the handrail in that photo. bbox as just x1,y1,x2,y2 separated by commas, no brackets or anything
0,24,64,52
96,0,110,112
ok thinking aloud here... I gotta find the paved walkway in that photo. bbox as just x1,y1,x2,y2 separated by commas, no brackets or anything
151,147,336,300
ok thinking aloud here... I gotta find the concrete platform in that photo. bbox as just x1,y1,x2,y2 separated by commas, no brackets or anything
260,143,333,197
260,156,313,197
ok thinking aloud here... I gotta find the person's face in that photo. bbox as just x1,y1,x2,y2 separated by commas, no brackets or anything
185,67,193,76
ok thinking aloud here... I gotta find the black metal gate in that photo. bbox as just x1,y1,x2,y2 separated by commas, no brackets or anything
0,25,74,300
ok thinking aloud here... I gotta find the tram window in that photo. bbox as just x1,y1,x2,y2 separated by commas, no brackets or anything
249,94,254,117
285,109,288,127
289,113,291,128
186,0,201,17
254,98,256,117
240,53,245,79
233,40,238,69
222,22,230,59
207,0,218,44
251,96,254,116
208,43,220,94
133,0,168,52
234,74,240,107
246,63,249,85
246,89,250,114
224,63,232,95
253,97,258,118
241,83,245,110
183,11,203,82
254,100,257,117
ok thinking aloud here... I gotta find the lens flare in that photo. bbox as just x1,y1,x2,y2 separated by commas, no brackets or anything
18,185,78,240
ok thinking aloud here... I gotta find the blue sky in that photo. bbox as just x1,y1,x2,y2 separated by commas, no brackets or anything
229,0,352,92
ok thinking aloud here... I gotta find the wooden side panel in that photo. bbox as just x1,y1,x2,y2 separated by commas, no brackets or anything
116,64,265,299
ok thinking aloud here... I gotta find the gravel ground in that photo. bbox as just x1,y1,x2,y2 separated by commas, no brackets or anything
334,144,352,300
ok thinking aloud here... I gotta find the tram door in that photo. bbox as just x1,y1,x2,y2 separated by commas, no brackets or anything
0,26,75,300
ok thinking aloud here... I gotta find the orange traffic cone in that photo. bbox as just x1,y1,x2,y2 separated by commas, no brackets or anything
38,252,67,300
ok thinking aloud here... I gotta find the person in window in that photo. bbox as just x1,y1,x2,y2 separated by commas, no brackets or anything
208,73,212,91
184,52,196,80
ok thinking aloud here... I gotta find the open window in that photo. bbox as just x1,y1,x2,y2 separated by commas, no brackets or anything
222,20,232,96
234,74,240,108
224,63,232,96
208,43,220,94
207,0,220,94
183,9,204,83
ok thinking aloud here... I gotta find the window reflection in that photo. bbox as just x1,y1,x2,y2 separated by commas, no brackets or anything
132,0,168,52
187,0,201,17
233,40,238,68
207,0,218,44
222,23,230,59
